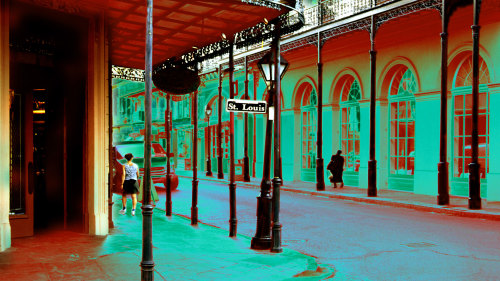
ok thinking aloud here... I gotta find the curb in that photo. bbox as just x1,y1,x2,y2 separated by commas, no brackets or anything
177,175,500,222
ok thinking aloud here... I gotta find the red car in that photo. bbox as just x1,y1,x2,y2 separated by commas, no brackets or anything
112,141,179,193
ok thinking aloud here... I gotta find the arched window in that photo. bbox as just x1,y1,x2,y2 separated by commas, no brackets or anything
340,77,361,172
173,97,190,119
389,68,416,179
152,98,157,120
300,84,317,182
126,98,132,122
452,55,490,180
159,97,166,120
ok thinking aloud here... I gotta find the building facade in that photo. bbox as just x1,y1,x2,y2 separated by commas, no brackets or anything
112,0,500,202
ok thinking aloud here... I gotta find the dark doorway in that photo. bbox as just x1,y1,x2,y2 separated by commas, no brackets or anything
9,2,88,235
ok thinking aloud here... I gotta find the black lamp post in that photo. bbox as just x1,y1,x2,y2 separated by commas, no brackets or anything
243,57,251,182
192,91,199,225
141,0,155,279
469,0,482,210
251,29,288,252
228,39,238,237
367,15,378,197
205,104,213,176
165,94,172,216
217,66,224,179
316,33,325,191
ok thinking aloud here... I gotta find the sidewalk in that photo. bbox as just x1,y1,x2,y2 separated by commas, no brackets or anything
176,170,500,221
0,195,333,281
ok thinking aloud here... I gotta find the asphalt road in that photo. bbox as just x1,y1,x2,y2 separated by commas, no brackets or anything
154,177,500,281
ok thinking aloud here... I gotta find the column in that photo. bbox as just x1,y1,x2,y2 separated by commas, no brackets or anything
486,85,500,200
358,100,370,190
0,0,12,252
88,12,109,236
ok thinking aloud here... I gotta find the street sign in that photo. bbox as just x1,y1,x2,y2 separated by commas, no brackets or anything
226,99,267,113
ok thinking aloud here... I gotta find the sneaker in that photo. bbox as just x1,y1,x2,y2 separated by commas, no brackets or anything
119,208,126,215
131,209,135,216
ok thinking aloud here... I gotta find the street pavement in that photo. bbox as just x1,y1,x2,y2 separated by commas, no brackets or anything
0,196,333,280
164,171,500,281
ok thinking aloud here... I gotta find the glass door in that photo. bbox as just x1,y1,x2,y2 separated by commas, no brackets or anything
9,90,35,238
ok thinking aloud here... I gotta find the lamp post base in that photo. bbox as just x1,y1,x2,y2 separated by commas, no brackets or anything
251,192,272,250
243,156,250,182
206,159,213,177
251,237,272,250
437,162,449,205
229,181,238,237
271,223,282,253
316,158,325,191
367,160,377,197
140,261,155,281
468,162,481,210
191,207,198,225
229,218,238,237
140,204,155,281
217,156,224,179
191,178,199,225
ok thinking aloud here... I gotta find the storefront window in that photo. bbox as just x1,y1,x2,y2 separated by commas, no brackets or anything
301,88,317,170
453,56,490,179
210,121,230,160
389,68,416,176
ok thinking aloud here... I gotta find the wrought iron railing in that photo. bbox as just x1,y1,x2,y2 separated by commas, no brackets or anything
300,0,398,33
200,0,406,71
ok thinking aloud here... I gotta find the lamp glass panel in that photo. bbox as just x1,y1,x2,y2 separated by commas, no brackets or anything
261,64,274,81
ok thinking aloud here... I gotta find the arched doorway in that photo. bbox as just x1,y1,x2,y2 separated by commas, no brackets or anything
205,95,230,173
339,77,361,186
387,66,417,191
298,83,317,182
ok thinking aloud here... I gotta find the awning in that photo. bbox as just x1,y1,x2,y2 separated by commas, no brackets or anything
106,0,290,69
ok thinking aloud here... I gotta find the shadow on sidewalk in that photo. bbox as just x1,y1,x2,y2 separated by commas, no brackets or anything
0,194,333,281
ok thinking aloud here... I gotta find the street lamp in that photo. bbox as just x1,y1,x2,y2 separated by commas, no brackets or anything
205,104,213,176
251,36,288,252
257,50,289,86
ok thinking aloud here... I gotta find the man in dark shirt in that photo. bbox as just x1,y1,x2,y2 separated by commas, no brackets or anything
327,150,344,188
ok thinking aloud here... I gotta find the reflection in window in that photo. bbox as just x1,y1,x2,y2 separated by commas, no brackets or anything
9,90,25,215
210,121,230,160
453,56,490,179
389,68,416,175
340,77,361,172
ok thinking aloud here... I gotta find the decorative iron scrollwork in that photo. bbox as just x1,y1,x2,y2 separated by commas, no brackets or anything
111,66,145,82
153,8,305,72
241,0,282,10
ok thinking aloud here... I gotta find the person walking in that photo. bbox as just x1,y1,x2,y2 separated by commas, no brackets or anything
120,153,140,216
327,150,344,188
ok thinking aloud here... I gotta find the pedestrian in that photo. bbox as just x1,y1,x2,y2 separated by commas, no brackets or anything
327,150,344,188
120,153,140,216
